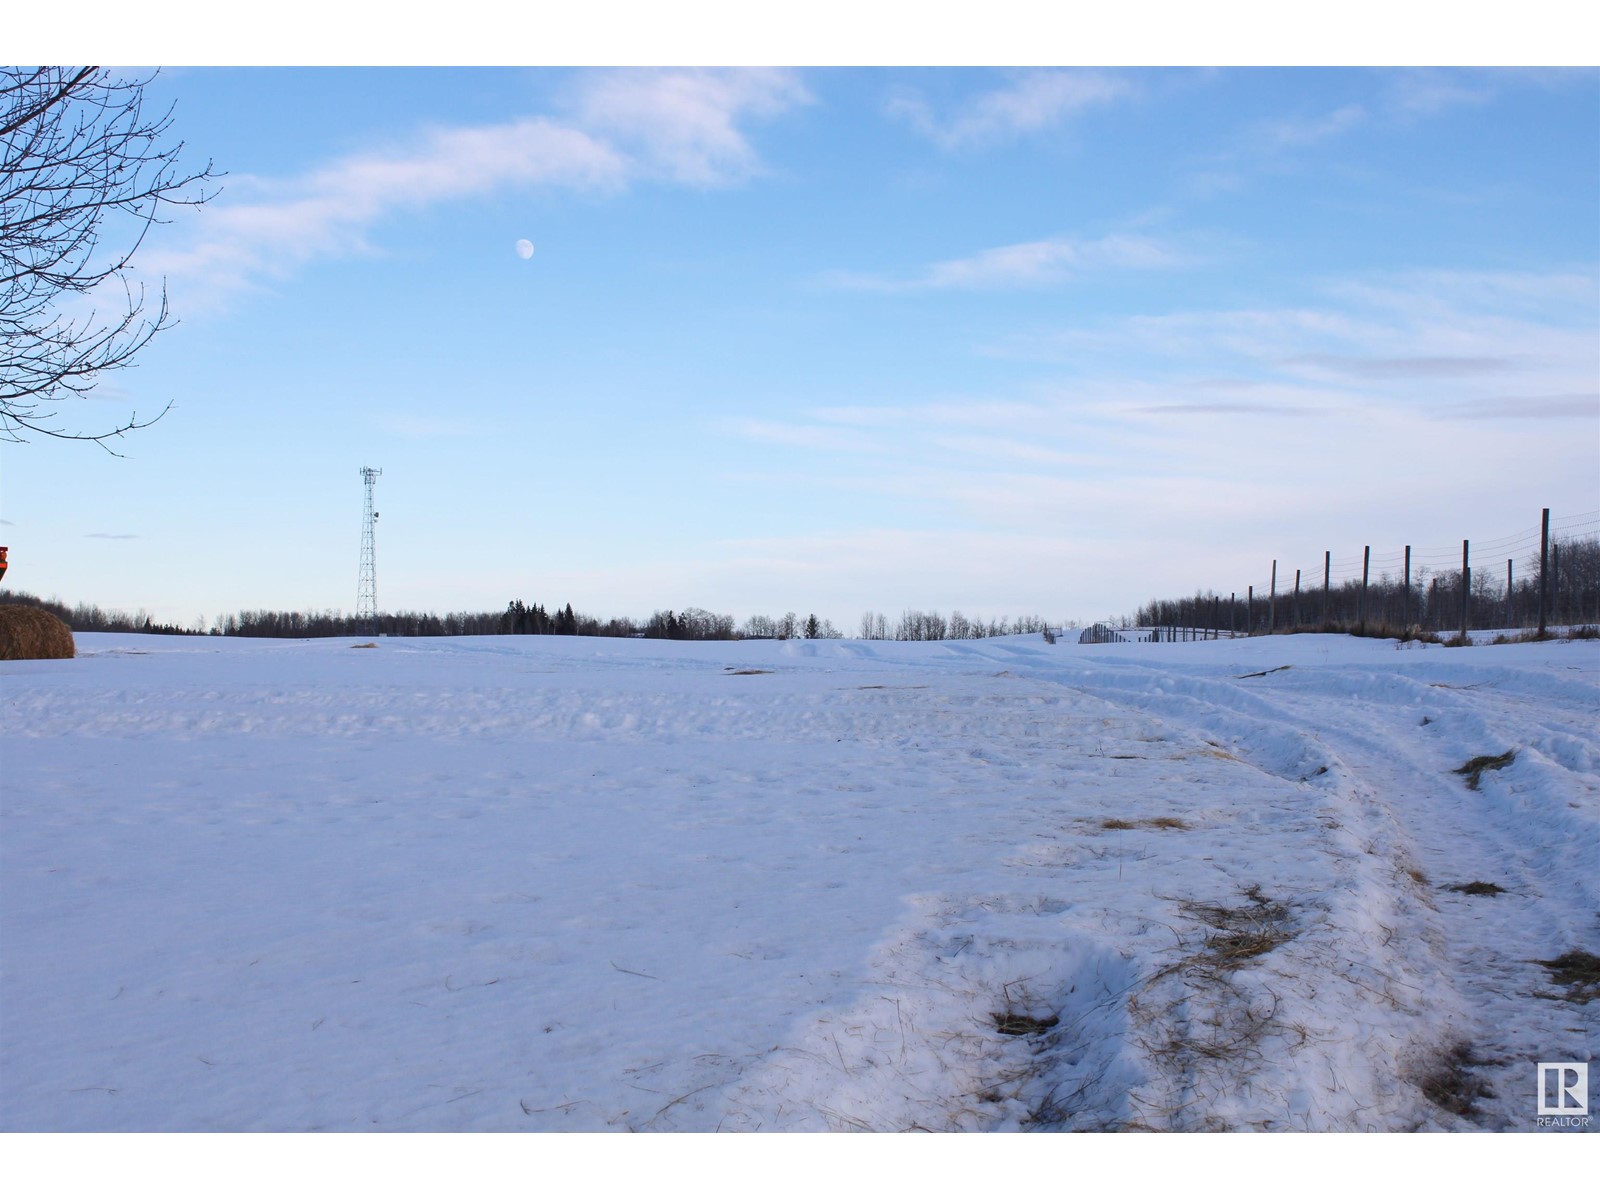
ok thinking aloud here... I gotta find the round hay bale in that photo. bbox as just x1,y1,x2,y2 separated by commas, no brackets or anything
0,605,76,660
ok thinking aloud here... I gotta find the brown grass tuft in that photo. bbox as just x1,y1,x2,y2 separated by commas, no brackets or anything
0,605,75,660
1446,881,1505,896
1100,816,1191,832
1418,1042,1494,1117
1453,750,1515,790
991,1011,1059,1037
1181,885,1295,965
1535,950,1600,1003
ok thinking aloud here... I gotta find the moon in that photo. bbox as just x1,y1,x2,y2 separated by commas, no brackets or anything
515,239,535,260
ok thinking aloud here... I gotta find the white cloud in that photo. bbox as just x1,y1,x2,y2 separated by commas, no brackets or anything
888,70,1133,150
825,233,1182,293
722,417,895,456
1248,103,1366,152
716,265,1598,613
568,68,811,185
1377,67,1595,119
1447,393,1598,420
810,400,1052,428
1383,68,1495,117
142,69,809,302
1322,267,1597,318
143,118,624,297
1004,270,1598,395
1284,354,1514,380
1180,98,1366,196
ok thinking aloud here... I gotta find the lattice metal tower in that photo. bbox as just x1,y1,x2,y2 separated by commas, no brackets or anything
357,466,382,633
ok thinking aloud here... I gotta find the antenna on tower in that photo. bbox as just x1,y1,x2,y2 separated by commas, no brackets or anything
357,466,382,635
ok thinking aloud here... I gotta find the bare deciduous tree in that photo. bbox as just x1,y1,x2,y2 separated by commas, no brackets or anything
2,67,218,450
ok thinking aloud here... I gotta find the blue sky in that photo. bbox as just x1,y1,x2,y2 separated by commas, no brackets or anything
3,51,1597,629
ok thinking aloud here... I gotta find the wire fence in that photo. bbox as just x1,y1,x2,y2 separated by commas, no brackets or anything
1124,507,1600,642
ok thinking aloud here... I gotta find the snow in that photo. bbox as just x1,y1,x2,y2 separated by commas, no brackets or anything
2,630,1595,1135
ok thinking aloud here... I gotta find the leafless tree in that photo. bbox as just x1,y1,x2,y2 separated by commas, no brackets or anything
2,67,218,450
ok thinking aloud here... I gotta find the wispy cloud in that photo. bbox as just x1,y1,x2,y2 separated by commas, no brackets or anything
1247,103,1366,152
887,70,1133,150
1284,354,1515,380
1447,393,1599,420
925,433,1102,467
1186,70,1596,201
1383,68,1496,117
718,266,1598,576
85,532,140,540
1379,67,1597,120
1322,267,1597,318
143,69,809,302
568,68,810,185
1005,270,1597,396
824,233,1181,293
147,119,622,296
722,418,896,456
1180,97,1366,199
810,400,1051,428
1127,400,1328,417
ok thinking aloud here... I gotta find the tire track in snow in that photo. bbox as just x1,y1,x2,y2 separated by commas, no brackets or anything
701,649,1466,1130
1008,645,1598,1130
1233,664,1600,1129
714,641,1591,1130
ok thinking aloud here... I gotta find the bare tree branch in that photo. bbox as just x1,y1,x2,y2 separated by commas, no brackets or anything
1,66,220,451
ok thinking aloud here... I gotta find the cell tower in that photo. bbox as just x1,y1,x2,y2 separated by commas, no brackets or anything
357,466,382,633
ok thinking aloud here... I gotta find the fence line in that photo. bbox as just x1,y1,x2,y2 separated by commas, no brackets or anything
1128,507,1600,640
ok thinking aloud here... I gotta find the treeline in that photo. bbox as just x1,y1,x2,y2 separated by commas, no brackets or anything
504,603,846,641
857,610,1055,640
500,600,632,638
217,609,508,638
0,592,849,642
0,590,202,636
1130,536,1600,636
0,590,1064,644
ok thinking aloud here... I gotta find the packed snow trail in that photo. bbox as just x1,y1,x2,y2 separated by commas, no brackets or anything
2,633,1594,1131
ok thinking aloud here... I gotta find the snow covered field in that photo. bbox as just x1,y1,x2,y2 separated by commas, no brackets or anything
2,630,1595,1133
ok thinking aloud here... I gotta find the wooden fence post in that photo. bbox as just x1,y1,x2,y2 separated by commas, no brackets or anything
1552,540,1561,627
1358,545,1370,635
1538,507,1549,637
1269,561,1277,634
1403,545,1411,630
1460,540,1470,641
1322,551,1330,626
